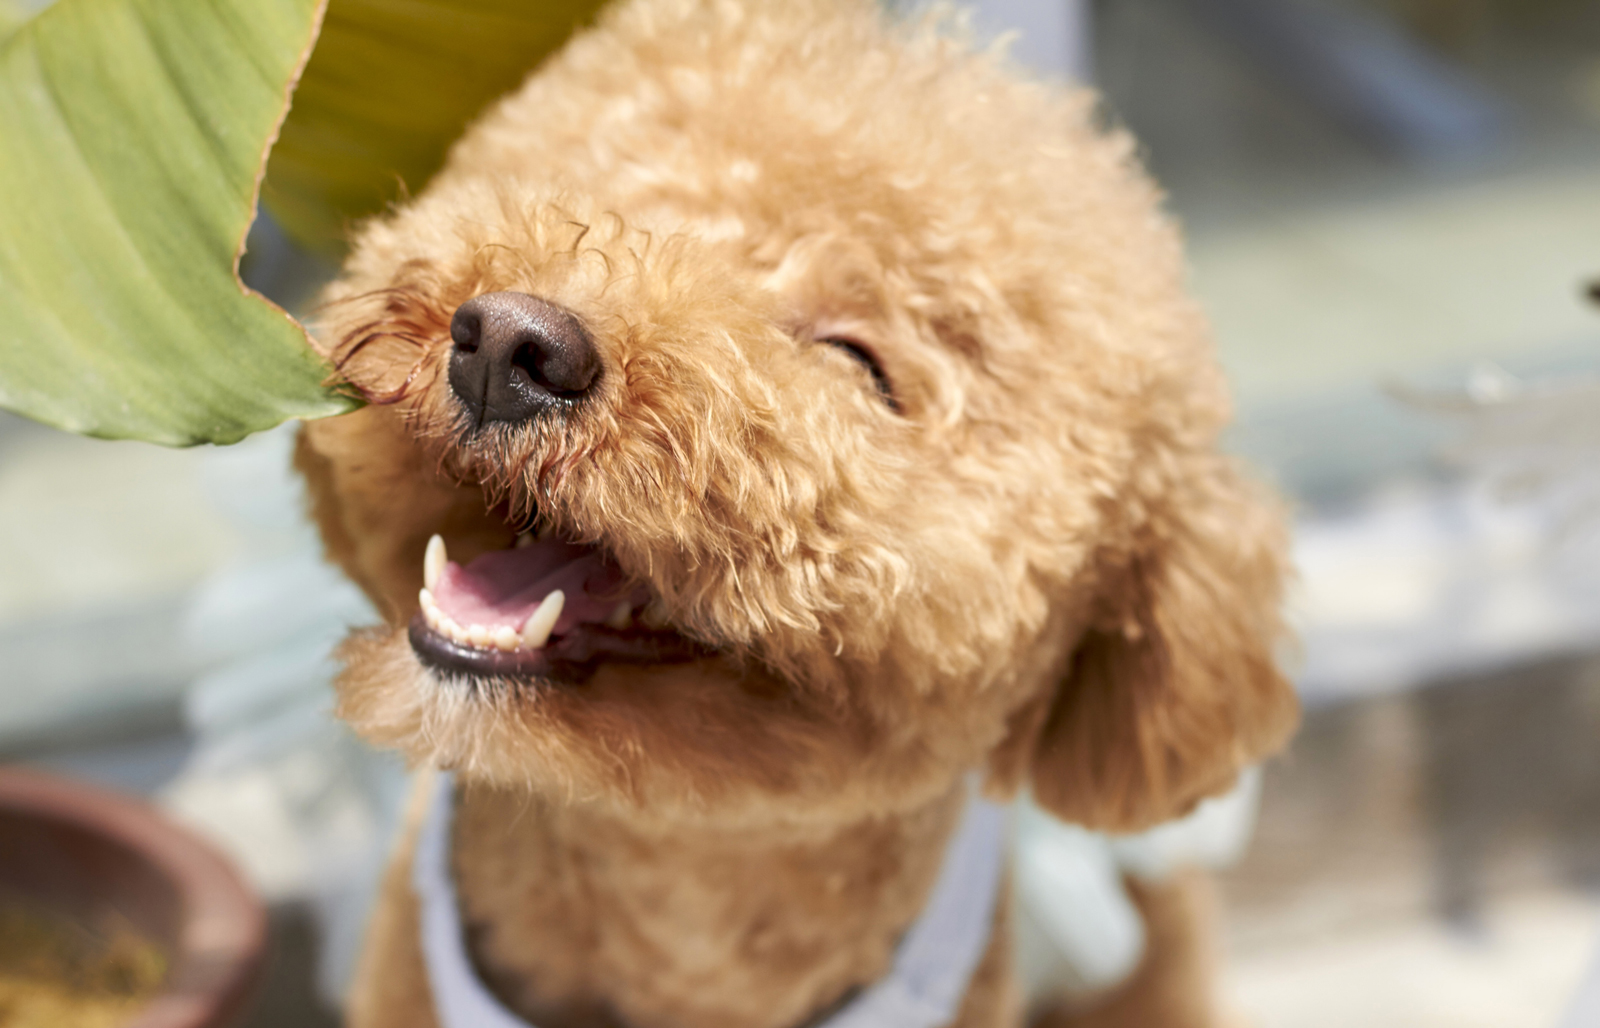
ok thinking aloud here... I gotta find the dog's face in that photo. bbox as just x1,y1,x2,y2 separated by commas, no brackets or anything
298,0,1296,831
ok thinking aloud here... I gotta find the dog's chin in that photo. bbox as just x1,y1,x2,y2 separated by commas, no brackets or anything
338,615,980,831
338,623,875,830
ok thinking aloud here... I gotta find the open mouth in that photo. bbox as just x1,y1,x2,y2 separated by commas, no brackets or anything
409,529,710,682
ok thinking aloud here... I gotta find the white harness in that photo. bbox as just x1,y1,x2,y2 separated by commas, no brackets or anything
412,772,1008,1028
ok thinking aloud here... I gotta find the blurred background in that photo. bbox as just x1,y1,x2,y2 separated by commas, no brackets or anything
3,0,1600,1025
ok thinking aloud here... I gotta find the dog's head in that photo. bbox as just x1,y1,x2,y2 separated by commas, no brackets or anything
297,0,1296,831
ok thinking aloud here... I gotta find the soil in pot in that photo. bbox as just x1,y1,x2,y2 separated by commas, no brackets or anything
0,903,167,1028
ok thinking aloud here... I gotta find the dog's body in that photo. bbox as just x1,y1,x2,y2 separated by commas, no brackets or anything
297,1,1297,1025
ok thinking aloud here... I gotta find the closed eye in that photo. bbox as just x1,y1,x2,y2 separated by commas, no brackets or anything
819,337,899,412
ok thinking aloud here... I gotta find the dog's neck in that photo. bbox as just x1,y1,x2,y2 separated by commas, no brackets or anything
450,780,970,1028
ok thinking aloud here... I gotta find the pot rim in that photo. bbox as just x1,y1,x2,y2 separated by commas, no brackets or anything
0,766,267,1028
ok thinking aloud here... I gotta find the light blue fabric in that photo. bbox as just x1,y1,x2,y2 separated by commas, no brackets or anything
1012,769,1263,1003
412,772,1008,1028
413,772,531,1028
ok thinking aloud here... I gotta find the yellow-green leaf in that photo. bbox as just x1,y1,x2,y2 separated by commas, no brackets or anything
0,0,601,445
264,0,606,253
0,7,23,39
0,0,354,445
0,0,29,39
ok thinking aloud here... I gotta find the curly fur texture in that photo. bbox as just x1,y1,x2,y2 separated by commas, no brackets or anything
296,1,1297,1025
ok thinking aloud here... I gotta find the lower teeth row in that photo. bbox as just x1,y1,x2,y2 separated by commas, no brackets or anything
419,587,566,652
417,534,660,653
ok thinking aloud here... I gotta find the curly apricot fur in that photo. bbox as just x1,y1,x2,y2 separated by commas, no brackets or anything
299,2,1297,1025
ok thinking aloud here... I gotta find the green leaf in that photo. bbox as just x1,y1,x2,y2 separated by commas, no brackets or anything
263,0,605,253
0,0,354,445
0,0,601,445
0,6,24,40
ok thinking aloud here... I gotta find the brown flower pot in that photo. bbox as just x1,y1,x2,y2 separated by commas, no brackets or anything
0,766,267,1028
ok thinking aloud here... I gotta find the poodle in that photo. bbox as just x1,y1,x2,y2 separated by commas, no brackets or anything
294,1,1298,1025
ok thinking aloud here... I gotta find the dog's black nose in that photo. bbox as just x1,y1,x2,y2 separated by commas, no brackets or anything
447,292,600,426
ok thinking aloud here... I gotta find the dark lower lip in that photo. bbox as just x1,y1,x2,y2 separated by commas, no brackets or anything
407,614,713,683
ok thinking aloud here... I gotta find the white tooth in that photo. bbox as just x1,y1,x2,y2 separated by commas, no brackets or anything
516,532,534,549
424,535,447,591
641,600,670,630
605,601,633,630
444,616,465,643
467,624,491,648
521,590,565,649
537,522,557,542
492,626,519,651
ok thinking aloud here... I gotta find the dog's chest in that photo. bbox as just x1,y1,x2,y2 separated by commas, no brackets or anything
448,786,968,1028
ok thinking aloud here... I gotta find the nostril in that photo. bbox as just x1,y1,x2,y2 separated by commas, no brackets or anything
510,340,552,392
450,308,482,353
511,333,599,396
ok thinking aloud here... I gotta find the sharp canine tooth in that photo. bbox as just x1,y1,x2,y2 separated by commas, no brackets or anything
605,601,633,629
521,590,565,649
424,535,447,591
642,601,670,629
492,626,519,651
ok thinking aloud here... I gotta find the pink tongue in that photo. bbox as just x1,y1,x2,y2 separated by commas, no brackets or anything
432,538,642,635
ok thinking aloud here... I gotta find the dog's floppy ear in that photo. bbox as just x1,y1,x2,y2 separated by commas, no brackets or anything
1023,457,1298,833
